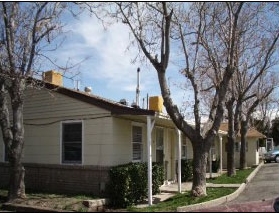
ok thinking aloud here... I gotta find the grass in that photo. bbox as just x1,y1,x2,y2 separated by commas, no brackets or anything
207,168,255,184
128,167,255,212
0,189,98,212
128,188,236,212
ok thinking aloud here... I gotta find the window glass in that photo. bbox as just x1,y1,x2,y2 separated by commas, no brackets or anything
62,122,82,164
4,144,8,162
132,126,142,161
181,136,187,159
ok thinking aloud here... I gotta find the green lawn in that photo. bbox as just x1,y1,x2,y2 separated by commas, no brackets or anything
128,167,255,212
128,188,235,212
207,168,255,184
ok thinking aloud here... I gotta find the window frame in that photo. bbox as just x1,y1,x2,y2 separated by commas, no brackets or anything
4,144,8,162
131,123,143,162
60,120,83,165
155,127,164,163
181,135,187,159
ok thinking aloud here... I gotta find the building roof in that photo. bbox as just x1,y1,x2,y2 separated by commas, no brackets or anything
38,81,156,116
219,123,266,138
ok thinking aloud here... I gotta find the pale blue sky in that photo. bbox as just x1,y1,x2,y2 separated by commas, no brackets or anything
40,7,189,112
38,3,278,120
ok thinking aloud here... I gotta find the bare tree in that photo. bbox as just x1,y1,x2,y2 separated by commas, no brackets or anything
86,2,279,197
0,2,69,201
224,2,279,173
239,74,277,169
84,2,245,197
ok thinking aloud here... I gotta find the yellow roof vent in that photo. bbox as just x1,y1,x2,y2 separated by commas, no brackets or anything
149,96,163,113
43,70,63,86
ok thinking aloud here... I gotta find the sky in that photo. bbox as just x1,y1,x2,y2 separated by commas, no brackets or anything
39,3,279,121
41,7,187,112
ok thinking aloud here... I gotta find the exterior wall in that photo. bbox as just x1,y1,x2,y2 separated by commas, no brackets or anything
7,87,112,165
84,117,115,166
0,86,182,193
0,87,118,195
23,123,60,164
221,137,259,169
246,138,259,166
0,162,110,196
187,139,194,159
24,87,109,121
111,117,147,165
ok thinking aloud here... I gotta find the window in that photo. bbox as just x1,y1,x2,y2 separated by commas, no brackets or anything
62,122,82,164
4,144,8,162
235,142,240,152
132,125,142,161
156,128,164,164
211,142,216,161
181,136,187,159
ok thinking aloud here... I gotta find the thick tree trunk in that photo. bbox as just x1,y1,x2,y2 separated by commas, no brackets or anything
226,100,236,176
191,139,210,197
240,120,248,169
227,135,236,176
0,82,26,201
8,162,25,201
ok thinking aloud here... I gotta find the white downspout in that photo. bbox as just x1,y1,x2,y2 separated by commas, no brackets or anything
147,115,155,206
209,147,212,178
176,128,181,193
219,135,223,174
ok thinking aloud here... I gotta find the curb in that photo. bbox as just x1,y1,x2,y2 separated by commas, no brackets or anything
177,162,264,212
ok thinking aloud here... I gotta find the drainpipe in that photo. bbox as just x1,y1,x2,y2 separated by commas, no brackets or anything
176,128,181,193
219,135,223,174
209,147,212,178
147,115,155,206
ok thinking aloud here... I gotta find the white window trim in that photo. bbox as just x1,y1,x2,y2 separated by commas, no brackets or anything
3,143,8,162
155,127,164,162
60,120,84,165
155,127,164,150
131,122,144,162
181,136,187,159
2,143,5,162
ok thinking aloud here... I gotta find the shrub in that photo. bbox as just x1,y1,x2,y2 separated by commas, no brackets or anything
106,162,164,208
212,158,220,173
181,159,193,182
106,165,131,208
128,162,148,204
152,162,164,194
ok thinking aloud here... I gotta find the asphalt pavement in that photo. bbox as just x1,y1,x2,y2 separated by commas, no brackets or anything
192,162,279,212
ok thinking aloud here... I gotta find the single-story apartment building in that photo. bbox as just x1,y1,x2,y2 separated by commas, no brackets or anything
0,70,266,196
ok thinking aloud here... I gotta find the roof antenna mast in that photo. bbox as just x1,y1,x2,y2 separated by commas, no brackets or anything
136,67,140,107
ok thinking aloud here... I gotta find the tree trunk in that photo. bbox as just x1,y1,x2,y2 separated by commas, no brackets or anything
8,100,26,201
227,134,236,176
240,120,248,169
0,81,26,201
226,100,236,176
191,139,210,197
8,162,25,201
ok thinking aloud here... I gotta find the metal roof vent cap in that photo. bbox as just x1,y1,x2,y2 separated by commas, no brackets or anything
84,86,92,94
131,102,140,109
119,99,128,105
